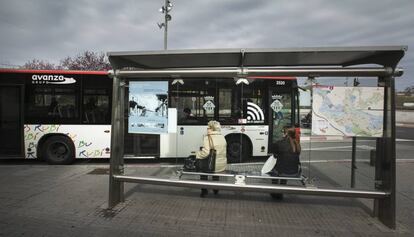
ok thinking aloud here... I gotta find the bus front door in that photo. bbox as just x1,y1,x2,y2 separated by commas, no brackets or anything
268,89,293,147
0,85,23,157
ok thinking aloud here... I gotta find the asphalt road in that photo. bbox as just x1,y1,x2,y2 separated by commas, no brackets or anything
297,126,414,162
396,126,414,140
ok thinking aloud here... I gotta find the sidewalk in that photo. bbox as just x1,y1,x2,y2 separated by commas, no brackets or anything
0,162,413,236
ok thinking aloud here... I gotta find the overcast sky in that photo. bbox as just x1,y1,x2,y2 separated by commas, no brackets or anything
0,0,413,90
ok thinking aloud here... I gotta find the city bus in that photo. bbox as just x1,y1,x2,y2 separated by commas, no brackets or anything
0,68,300,164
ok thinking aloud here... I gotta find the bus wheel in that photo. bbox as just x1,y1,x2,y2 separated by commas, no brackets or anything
42,136,75,165
226,137,251,163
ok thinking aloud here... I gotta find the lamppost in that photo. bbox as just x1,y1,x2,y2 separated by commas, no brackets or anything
158,0,173,50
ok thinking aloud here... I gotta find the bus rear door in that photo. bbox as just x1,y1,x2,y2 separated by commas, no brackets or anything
0,85,24,157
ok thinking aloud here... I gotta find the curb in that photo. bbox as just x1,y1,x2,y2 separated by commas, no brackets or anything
301,136,350,141
396,123,414,128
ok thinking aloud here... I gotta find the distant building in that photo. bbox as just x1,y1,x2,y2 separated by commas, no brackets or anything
403,86,414,96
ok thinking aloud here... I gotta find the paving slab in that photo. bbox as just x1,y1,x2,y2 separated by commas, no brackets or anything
0,161,413,237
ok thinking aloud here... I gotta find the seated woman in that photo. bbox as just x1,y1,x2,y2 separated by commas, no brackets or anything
196,120,227,197
270,126,301,199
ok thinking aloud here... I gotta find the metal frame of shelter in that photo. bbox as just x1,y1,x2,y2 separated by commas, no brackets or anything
107,46,406,229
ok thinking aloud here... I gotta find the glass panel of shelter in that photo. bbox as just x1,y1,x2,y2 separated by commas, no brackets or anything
302,77,381,191
269,90,292,144
122,77,300,175
124,80,160,157
169,78,216,161
170,78,271,164
170,78,216,125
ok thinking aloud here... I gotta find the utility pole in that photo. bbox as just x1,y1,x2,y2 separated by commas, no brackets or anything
158,0,173,50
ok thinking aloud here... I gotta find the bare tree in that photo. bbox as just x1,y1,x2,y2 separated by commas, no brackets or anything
60,51,111,71
22,59,58,70
22,51,111,71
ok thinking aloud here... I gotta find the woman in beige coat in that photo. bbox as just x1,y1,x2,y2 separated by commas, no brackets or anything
196,120,227,197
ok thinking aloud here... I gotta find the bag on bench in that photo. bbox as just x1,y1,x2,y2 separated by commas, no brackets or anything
196,135,216,173
183,156,197,171
261,155,277,175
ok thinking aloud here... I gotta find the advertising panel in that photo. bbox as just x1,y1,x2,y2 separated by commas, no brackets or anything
128,81,168,134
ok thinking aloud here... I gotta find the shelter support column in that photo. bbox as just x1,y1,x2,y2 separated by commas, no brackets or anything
351,137,356,188
108,75,125,208
374,76,396,229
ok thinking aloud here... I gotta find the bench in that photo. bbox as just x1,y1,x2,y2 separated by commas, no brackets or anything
177,170,308,186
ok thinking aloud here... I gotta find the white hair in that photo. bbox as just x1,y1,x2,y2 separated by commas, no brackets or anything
208,120,221,132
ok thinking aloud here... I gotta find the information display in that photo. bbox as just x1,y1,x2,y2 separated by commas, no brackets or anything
312,86,384,137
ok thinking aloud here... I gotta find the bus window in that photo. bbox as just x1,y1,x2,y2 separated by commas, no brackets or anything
170,79,215,125
26,87,78,123
218,80,266,125
218,88,236,123
242,85,266,124
83,89,110,124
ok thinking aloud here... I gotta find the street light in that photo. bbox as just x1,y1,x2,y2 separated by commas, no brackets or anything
158,0,172,50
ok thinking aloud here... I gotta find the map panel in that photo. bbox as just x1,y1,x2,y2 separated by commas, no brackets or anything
312,86,384,137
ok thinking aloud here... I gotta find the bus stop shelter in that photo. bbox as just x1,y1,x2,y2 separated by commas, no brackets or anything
107,46,406,229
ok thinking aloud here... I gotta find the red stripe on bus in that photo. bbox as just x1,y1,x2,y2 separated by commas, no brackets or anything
0,69,108,75
247,76,296,80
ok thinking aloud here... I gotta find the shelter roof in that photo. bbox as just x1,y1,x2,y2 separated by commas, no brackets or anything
108,46,406,70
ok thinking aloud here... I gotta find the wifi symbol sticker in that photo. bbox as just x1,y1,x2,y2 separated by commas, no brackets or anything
247,102,264,122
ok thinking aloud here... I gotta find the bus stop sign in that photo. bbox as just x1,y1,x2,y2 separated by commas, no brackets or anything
271,100,283,112
203,100,215,112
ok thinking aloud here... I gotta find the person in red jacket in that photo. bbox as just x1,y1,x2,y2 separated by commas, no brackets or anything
270,126,301,200
294,123,301,143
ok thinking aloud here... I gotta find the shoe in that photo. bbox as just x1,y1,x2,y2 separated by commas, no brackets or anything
213,190,219,195
200,189,208,198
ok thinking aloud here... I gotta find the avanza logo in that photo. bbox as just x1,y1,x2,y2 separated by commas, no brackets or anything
31,75,77,85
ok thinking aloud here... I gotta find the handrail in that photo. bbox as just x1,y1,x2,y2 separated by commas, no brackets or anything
113,175,389,199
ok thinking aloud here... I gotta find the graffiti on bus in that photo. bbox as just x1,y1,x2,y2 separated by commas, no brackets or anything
24,124,111,159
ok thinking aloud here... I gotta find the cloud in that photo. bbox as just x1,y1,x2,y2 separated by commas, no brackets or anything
0,0,413,89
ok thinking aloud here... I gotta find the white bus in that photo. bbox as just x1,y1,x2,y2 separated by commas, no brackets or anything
0,69,300,164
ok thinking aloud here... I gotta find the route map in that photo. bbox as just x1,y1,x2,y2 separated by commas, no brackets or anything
312,86,384,137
